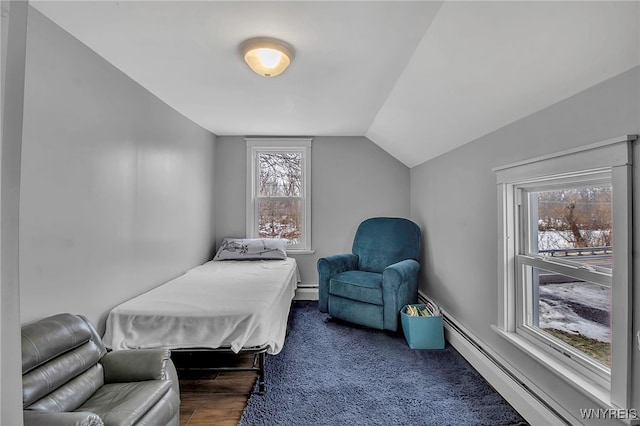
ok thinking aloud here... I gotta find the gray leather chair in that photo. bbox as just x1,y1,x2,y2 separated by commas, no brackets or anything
22,313,180,426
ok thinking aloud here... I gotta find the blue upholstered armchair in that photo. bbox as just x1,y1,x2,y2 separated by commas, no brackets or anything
317,217,421,332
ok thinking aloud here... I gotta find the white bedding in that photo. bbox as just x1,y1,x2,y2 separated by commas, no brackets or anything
102,258,298,354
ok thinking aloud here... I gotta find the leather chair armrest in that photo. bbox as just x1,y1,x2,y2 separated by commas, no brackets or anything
24,410,104,426
101,349,174,383
317,253,359,312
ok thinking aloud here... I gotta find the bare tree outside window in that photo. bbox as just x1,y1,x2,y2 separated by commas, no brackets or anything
536,187,613,253
257,152,303,244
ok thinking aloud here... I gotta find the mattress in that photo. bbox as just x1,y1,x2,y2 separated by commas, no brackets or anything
102,257,299,354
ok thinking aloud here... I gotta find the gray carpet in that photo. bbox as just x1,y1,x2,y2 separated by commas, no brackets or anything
239,301,527,425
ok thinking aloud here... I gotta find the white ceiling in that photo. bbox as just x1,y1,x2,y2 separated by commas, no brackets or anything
31,1,640,168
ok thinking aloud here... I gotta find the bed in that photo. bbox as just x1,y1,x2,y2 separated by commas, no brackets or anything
102,240,299,393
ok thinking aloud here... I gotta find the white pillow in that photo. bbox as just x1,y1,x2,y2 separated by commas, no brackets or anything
213,238,288,261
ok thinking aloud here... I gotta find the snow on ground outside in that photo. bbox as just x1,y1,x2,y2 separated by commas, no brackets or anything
534,231,611,343
538,282,610,343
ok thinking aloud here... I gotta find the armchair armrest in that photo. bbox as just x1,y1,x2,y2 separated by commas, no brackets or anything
24,411,104,426
382,259,420,331
101,348,174,383
317,253,358,277
317,253,359,312
382,259,420,293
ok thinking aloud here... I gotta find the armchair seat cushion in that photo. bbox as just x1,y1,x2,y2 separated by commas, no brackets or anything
330,271,383,305
77,381,172,426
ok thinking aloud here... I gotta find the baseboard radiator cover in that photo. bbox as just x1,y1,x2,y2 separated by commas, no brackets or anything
417,292,578,425
294,283,318,301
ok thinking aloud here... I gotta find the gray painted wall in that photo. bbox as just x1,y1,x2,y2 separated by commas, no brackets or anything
2,1,29,424
410,66,640,422
214,135,411,284
19,8,217,332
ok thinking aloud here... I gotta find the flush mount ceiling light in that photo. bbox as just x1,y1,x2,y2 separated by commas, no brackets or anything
240,37,295,78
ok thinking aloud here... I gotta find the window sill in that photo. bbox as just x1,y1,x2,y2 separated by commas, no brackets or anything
286,249,316,255
492,325,611,407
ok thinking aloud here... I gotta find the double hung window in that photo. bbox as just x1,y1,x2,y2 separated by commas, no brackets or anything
517,173,613,374
495,135,635,409
246,138,312,252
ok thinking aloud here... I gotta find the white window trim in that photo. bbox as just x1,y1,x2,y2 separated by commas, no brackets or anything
245,137,313,253
493,135,636,410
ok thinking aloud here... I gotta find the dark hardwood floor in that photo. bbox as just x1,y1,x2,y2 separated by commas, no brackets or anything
174,352,257,426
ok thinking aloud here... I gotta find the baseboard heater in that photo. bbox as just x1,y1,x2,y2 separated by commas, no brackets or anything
294,282,319,301
417,293,572,425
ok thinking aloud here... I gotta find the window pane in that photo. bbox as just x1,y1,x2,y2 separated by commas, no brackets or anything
526,266,611,367
532,186,613,270
258,152,302,197
257,198,302,244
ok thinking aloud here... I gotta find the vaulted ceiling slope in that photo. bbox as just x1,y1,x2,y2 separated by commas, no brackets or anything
31,1,640,168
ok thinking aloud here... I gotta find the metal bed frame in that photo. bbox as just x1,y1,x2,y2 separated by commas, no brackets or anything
172,345,269,394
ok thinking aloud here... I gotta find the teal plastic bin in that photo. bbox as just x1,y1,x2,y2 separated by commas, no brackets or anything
401,304,445,349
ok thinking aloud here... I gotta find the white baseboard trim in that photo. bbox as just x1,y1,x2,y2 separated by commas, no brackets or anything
418,292,577,425
294,283,318,301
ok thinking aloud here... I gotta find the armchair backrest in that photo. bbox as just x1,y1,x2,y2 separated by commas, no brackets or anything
352,217,421,273
22,313,107,411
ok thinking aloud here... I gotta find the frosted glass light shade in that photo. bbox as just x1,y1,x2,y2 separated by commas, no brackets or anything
240,37,295,77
